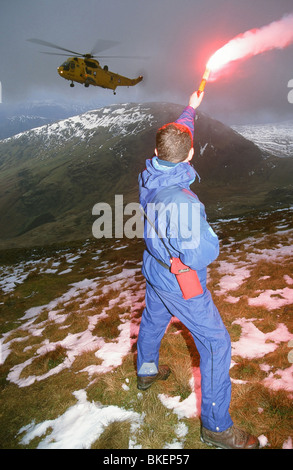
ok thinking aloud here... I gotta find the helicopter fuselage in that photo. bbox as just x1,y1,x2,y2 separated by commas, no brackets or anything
57,56,142,91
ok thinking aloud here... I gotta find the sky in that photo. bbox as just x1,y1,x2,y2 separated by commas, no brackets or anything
0,0,293,124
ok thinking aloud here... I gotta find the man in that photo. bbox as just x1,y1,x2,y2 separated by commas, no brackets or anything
136,91,259,449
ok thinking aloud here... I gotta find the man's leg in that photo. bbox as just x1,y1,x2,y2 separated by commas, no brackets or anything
137,281,172,378
152,286,233,432
140,285,259,448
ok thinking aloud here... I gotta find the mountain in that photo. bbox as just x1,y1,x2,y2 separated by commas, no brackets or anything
232,121,293,158
0,101,97,140
0,102,292,250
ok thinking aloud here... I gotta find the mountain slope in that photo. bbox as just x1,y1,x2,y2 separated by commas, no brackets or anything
0,207,292,449
232,121,293,158
0,102,292,249
0,101,93,140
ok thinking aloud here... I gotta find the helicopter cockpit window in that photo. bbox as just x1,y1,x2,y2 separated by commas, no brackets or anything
61,61,70,71
70,62,75,70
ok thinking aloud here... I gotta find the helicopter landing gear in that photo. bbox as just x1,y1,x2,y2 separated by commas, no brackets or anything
70,81,74,87
113,91,116,95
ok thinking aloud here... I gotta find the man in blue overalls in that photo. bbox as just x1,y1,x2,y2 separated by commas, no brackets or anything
136,91,259,449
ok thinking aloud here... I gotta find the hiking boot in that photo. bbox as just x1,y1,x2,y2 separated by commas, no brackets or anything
137,365,171,391
201,425,259,449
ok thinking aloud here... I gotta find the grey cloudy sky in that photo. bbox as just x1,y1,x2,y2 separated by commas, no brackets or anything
1,0,293,124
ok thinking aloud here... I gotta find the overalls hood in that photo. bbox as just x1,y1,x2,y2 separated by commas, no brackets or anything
139,156,200,208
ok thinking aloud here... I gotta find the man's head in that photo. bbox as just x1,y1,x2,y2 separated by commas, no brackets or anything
155,123,194,163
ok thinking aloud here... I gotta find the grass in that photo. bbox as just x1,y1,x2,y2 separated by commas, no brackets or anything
0,207,292,449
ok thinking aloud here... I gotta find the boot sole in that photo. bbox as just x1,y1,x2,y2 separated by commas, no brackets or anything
200,436,259,450
200,436,227,449
137,370,171,391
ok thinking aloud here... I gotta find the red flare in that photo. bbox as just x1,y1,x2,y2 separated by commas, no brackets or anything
197,67,210,96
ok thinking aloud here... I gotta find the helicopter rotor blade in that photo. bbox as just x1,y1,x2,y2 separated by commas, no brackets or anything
40,51,148,60
28,38,149,61
39,51,82,57
90,39,120,56
93,55,150,60
27,38,82,56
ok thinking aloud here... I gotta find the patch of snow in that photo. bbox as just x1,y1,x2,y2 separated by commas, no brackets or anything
19,389,143,449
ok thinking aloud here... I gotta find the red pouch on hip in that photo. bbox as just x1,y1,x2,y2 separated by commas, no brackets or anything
170,257,203,300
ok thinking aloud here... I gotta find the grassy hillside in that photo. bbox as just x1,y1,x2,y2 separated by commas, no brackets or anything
0,207,292,450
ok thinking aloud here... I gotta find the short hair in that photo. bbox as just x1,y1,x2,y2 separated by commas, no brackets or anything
156,123,193,163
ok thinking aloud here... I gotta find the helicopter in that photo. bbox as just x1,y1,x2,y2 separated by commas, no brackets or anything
28,38,143,94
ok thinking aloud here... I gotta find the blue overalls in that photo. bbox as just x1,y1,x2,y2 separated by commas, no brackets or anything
137,106,233,432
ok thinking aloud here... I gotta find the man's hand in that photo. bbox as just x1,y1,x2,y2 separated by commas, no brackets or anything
189,91,205,109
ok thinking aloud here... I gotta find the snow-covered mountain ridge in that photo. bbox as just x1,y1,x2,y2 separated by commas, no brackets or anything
0,101,292,249
232,121,293,158
1,96,292,160
2,103,156,147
